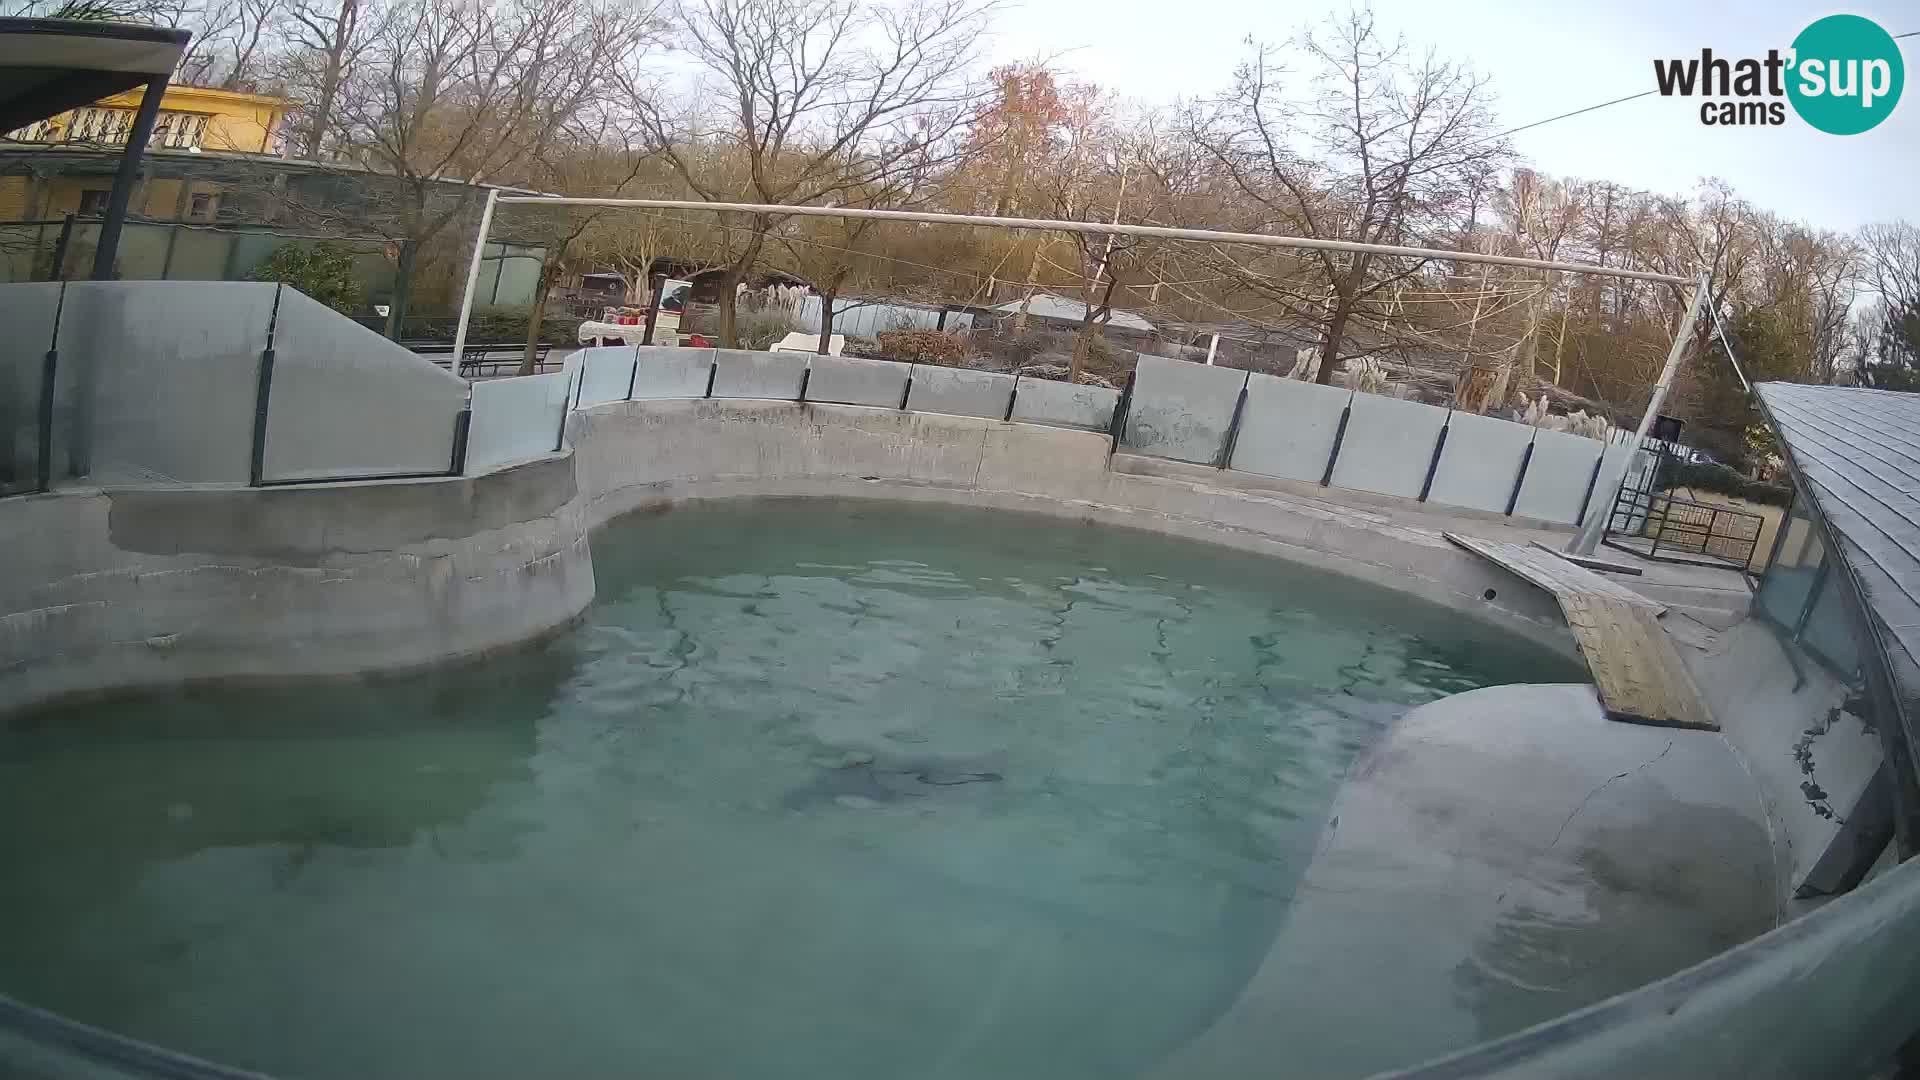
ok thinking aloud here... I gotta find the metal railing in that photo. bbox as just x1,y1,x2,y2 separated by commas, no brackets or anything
1604,485,1765,572
7,106,212,150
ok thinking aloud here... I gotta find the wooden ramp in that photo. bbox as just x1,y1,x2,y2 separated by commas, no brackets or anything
1446,533,1715,730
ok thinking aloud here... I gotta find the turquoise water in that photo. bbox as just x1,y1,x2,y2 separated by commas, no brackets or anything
0,500,1576,1079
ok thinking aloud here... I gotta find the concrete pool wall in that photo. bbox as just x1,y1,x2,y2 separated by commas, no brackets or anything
6,381,1918,1079
1,397,1585,715
566,398,1578,655
0,454,592,714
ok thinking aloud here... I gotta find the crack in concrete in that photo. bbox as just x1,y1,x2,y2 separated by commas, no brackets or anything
1497,739,1676,907
1546,739,1676,853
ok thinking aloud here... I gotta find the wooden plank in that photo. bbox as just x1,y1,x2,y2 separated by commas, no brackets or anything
1446,532,1714,730
1445,534,1664,613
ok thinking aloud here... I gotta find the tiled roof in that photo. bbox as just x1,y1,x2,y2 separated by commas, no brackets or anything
1757,383,1920,713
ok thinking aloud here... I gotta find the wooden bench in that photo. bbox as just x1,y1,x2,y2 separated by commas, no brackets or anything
406,342,557,378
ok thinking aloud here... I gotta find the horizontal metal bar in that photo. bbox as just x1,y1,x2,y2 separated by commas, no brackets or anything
492,197,1691,285
255,470,455,487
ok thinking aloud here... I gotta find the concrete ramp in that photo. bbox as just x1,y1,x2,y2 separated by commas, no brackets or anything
1154,684,1775,1080
1446,533,1715,730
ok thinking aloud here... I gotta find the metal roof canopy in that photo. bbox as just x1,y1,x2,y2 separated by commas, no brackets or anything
0,18,185,134
1757,382,1920,858
0,17,188,280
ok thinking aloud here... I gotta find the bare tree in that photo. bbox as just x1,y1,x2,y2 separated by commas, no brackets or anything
1192,11,1510,384
626,0,991,347
294,0,657,335
277,0,388,158
172,0,285,89
1861,221,1920,315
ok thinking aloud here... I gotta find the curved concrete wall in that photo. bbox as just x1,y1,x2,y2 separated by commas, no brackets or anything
565,398,1577,656
0,454,593,714
2,398,1578,714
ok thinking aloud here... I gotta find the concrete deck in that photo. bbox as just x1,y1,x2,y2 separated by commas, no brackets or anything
1155,684,1778,1079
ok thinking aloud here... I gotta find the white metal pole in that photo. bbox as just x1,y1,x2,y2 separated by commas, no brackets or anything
493,197,1689,286
452,187,500,372
1567,269,1708,556
1205,333,1219,365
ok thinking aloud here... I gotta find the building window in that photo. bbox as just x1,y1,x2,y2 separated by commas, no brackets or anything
77,189,111,215
188,192,214,220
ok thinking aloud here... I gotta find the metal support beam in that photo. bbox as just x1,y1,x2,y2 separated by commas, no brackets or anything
489,197,1692,286
91,73,168,281
451,187,500,371
1569,270,1708,555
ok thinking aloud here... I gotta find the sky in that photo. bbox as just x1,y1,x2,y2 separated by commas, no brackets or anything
982,0,1918,233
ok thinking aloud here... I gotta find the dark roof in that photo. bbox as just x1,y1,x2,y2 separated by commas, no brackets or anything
0,17,189,133
1757,383,1920,712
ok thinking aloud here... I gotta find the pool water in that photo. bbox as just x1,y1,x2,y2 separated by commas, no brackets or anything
0,500,1578,1079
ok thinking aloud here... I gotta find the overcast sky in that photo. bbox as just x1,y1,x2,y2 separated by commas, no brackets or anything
984,0,1917,233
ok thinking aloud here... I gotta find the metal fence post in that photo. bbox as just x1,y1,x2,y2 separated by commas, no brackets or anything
1417,417,1451,502
34,283,66,492
1216,381,1250,470
248,286,283,486
1573,452,1607,527
449,408,471,476
1320,403,1353,487
1503,441,1535,516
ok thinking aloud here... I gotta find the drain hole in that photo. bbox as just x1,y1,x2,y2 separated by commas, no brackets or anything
1482,588,1498,601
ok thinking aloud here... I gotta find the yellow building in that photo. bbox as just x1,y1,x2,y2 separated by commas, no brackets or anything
0,84,289,223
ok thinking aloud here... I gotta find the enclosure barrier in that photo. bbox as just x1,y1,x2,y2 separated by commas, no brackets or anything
1115,354,1643,528
460,343,1125,477
458,346,1647,531
1,279,1651,539
0,281,470,493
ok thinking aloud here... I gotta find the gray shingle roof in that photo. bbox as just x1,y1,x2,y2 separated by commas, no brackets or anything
990,293,1155,333
1756,383,1920,712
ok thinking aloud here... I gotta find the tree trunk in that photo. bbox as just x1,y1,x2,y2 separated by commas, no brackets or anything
1070,310,1097,383
1315,292,1356,386
1070,272,1121,383
718,230,768,349
817,291,835,354
307,71,338,158
304,0,354,159
384,238,417,340
1315,253,1370,386
520,259,555,376
1014,238,1047,332
717,275,738,348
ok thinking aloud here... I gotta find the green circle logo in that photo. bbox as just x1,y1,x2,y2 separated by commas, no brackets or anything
1787,14,1904,135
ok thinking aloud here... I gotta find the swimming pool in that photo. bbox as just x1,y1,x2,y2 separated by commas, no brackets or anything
0,499,1580,1079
